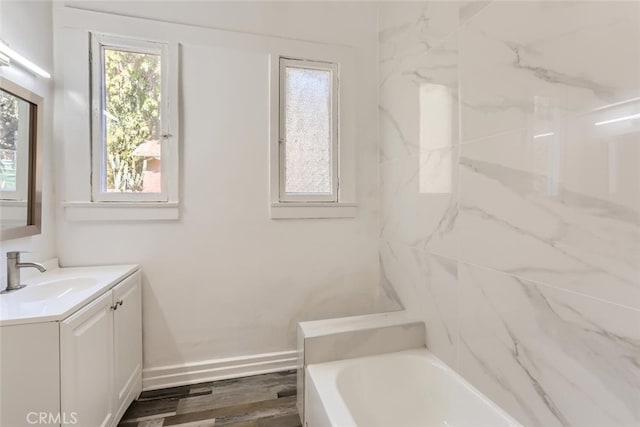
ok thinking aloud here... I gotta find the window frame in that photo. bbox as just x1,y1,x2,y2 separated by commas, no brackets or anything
278,57,339,203
90,33,171,203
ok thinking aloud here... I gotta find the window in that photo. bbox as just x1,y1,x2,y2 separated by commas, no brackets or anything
279,58,338,203
91,33,175,202
0,89,29,202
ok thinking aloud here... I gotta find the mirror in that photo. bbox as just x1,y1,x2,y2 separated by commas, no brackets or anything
0,78,43,240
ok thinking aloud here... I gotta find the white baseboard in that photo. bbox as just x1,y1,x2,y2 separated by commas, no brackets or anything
142,350,298,391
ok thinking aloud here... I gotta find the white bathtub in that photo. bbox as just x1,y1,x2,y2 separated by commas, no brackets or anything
305,349,522,427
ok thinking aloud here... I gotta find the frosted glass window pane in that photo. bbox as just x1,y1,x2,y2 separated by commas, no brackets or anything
284,66,332,194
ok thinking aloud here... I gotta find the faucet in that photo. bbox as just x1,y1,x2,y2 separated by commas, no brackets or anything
2,251,47,293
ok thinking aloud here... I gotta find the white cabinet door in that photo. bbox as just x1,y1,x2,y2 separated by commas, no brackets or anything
0,322,60,427
112,271,143,421
60,291,114,427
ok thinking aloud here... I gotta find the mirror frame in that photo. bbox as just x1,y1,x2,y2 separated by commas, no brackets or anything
0,78,43,241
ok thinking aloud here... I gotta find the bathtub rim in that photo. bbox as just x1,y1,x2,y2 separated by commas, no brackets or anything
305,348,523,427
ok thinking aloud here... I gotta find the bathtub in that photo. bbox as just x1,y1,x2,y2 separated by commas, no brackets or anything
304,349,522,427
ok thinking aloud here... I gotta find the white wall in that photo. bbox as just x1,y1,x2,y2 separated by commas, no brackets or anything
0,1,56,276
379,2,640,426
54,1,382,387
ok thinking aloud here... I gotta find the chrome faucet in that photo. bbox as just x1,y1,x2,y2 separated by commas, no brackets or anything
2,251,47,293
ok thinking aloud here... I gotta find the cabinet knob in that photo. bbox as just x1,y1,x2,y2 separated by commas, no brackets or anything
110,303,118,311
117,299,124,307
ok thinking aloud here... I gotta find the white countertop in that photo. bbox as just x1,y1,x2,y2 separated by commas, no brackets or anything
0,263,139,326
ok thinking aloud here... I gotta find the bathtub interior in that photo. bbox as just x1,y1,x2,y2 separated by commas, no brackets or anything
306,349,522,427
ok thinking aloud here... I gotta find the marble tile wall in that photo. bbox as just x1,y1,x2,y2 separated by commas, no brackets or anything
378,2,640,426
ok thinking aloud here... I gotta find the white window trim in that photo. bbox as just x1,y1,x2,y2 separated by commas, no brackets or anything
278,58,338,203
63,201,179,221
62,24,180,221
270,54,358,219
90,33,174,203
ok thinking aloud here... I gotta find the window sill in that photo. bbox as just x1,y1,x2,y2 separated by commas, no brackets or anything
0,200,27,207
270,202,358,219
63,201,179,221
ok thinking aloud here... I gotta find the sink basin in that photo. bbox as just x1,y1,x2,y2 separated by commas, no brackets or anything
0,263,139,326
21,277,101,301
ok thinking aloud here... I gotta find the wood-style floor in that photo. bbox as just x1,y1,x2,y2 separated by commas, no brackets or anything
117,370,301,427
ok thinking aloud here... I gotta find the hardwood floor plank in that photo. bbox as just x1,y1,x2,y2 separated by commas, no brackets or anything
275,387,297,398
212,371,295,388
190,385,214,394
164,396,297,426
119,396,180,423
118,370,299,427
177,391,276,414
216,421,257,427
165,419,217,427
214,396,298,426
139,385,193,401
139,385,213,402
117,417,166,427
211,372,296,397
257,414,302,427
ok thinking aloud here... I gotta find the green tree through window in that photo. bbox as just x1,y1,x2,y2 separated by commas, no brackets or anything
104,49,161,192
0,91,19,191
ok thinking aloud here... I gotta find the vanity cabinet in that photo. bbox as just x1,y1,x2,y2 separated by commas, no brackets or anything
61,270,142,427
0,268,141,427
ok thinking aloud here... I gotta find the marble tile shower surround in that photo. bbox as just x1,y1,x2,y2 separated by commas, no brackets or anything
460,1,640,143
456,0,640,309
459,122,640,309
459,263,640,427
379,32,460,260
379,1,640,427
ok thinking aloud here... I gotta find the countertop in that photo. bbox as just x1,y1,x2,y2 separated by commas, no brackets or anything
0,262,139,326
